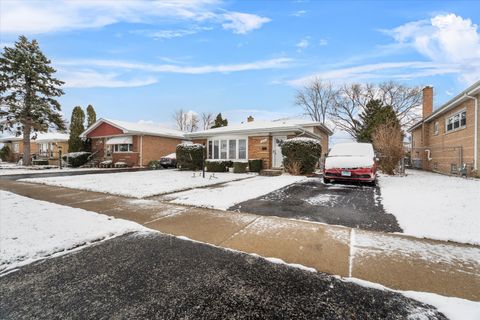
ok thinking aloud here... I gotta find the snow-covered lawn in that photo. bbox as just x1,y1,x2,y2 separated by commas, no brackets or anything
379,169,480,245
22,170,253,198
0,191,147,272
0,162,107,176
167,175,306,210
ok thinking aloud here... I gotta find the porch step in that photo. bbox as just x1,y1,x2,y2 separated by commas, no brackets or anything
260,169,283,176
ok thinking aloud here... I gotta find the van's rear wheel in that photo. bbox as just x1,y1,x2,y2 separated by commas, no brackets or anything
323,177,331,184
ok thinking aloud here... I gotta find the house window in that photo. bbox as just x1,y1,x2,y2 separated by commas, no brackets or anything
207,138,247,160
446,110,466,133
220,140,227,159
434,122,439,135
113,144,133,152
13,142,19,153
238,139,246,159
229,140,236,159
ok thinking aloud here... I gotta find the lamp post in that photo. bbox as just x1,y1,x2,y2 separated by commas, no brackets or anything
58,146,62,169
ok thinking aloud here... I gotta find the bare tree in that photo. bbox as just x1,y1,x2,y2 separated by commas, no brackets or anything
328,81,422,139
201,112,214,130
295,78,337,124
173,109,199,132
372,121,405,175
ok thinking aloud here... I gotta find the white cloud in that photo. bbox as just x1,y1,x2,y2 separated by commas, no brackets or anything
296,37,310,51
318,38,328,46
291,10,307,17
0,0,269,35
386,13,480,85
221,12,270,34
288,61,463,86
59,70,157,88
57,57,293,75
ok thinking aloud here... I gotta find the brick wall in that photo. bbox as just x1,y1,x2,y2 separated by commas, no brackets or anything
139,135,183,166
112,152,139,167
248,136,272,169
411,93,479,176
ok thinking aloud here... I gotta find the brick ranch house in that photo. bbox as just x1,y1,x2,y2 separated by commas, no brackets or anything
408,80,480,177
187,117,332,169
80,119,186,167
0,132,69,164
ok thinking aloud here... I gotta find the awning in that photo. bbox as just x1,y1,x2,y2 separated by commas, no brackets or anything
106,136,133,145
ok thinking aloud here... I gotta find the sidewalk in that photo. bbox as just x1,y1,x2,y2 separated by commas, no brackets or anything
1,179,479,301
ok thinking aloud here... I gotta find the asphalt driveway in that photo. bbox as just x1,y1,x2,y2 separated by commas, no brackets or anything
0,232,445,319
229,177,402,233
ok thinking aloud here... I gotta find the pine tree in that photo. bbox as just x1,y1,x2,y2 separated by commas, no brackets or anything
0,36,66,165
211,113,228,128
86,104,96,127
356,100,399,143
68,106,85,152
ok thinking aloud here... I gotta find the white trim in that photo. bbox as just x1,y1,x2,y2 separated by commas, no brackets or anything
207,136,248,161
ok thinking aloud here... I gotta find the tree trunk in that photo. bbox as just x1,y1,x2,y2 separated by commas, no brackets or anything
23,125,32,166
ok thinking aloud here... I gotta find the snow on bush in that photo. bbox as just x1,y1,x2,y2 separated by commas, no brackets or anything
62,152,91,167
63,151,90,158
176,143,204,170
281,137,322,175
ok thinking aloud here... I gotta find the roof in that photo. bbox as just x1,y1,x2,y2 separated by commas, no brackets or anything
80,118,186,139
408,80,480,132
0,132,69,143
186,119,333,138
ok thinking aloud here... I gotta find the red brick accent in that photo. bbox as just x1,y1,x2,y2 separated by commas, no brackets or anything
86,122,123,138
248,136,271,169
112,152,139,167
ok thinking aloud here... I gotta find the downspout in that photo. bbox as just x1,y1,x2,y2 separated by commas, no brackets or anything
140,135,143,167
465,94,478,171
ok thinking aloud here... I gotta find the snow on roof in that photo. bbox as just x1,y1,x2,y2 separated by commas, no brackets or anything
188,119,332,137
0,132,69,143
84,118,186,139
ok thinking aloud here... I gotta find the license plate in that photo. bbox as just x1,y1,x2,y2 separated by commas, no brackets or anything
341,171,351,177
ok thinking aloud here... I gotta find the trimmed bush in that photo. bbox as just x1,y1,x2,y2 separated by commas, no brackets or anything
0,145,12,162
176,144,204,170
148,160,162,170
32,159,49,165
206,161,228,172
233,162,248,173
248,159,263,172
281,137,322,175
62,151,91,167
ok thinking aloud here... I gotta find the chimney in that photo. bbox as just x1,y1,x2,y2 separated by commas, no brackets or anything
422,86,433,118
247,115,254,122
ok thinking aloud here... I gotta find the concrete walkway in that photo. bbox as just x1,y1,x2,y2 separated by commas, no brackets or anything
1,179,479,301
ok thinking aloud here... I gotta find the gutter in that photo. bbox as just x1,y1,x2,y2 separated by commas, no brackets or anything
465,93,478,171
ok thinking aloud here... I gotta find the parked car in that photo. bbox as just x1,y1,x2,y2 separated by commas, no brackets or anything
323,142,377,185
159,153,177,168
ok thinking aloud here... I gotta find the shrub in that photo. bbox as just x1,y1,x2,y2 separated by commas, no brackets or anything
281,137,322,175
233,162,248,173
176,144,204,170
0,145,11,162
62,151,91,167
148,160,162,170
284,160,302,175
372,122,404,175
248,159,263,172
32,159,49,165
206,161,228,172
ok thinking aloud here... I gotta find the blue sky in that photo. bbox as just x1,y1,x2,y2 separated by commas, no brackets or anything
1,0,479,142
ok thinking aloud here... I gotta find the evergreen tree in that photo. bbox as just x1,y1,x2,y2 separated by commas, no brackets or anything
0,36,66,165
68,106,85,152
86,104,96,127
356,99,398,143
211,113,228,128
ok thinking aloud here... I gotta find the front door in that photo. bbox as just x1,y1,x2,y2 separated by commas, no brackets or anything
272,136,287,168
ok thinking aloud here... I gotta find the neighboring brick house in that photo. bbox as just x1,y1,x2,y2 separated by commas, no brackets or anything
186,117,332,170
80,119,186,167
0,132,69,164
408,80,480,177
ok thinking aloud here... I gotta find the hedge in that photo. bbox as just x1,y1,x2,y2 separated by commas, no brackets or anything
0,145,11,162
62,152,91,167
206,161,229,172
281,137,322,175
248,159,263,172
233,162,248,173
176,144,204,170
148,160,162,170
32,159,49,165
